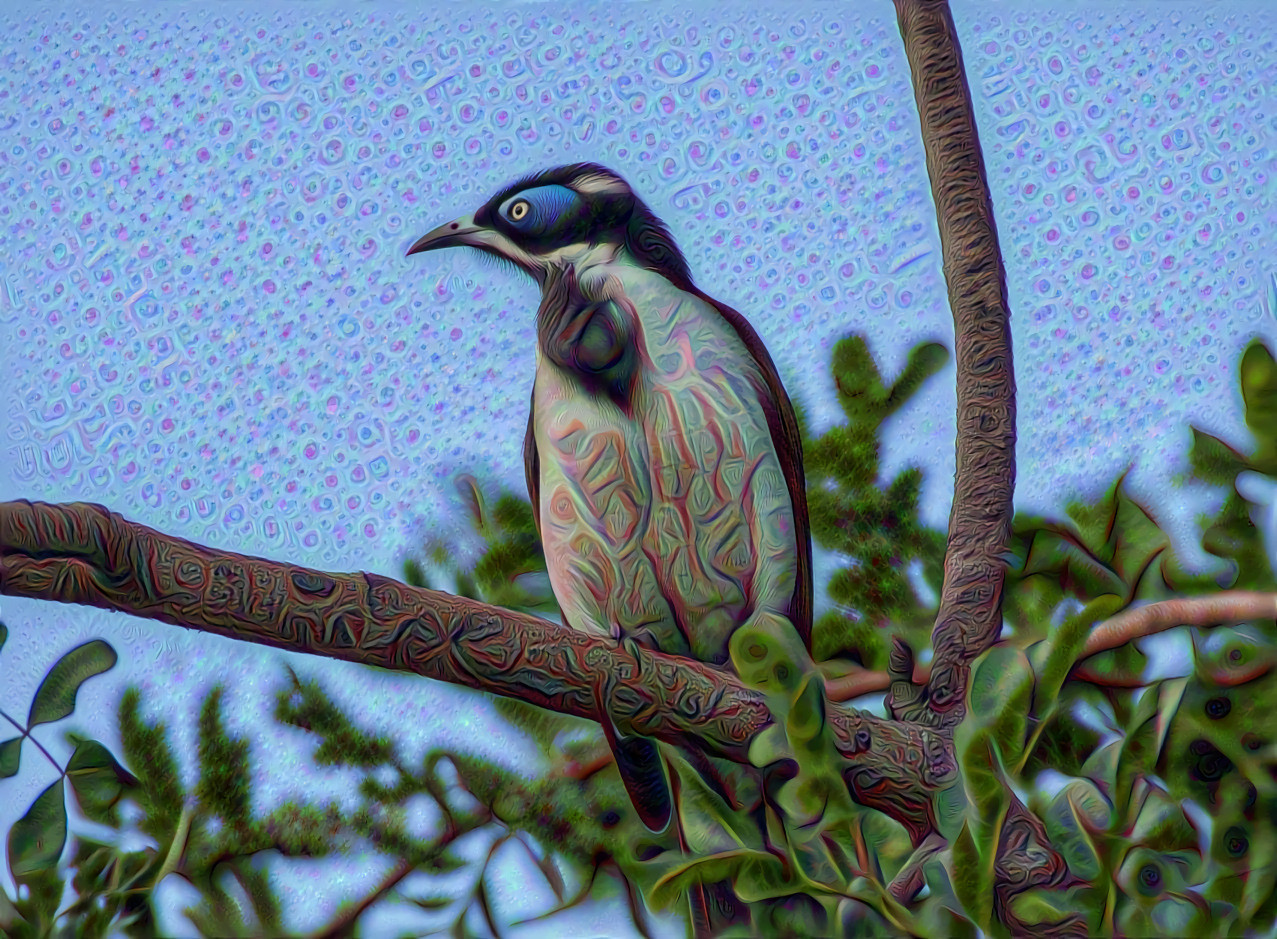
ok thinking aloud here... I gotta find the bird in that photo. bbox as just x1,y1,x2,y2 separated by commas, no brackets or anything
407,163,813,925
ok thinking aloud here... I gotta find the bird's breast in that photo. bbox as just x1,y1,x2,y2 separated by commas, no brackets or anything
532,265,797,665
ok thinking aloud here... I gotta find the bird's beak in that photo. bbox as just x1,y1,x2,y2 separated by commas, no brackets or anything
405,214,489,256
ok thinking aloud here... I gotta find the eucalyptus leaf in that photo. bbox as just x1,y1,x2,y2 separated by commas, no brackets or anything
949,824,991,935
1035,594,1124,717
1241,340,1277,469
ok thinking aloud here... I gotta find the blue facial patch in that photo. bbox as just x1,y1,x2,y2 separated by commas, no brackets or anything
499,184,580,235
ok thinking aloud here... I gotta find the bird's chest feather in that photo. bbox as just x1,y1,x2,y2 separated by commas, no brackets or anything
533,264,794,662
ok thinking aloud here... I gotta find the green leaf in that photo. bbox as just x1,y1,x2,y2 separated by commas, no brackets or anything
27,639,117,728
830,336,888,423
1114,679,1188,818
1043,779,1111,883
1201,491,1277,591
118,688,184,838
0,737,20,778
957,729,1009,843
0,883,19,931
804,424,880,491
650,848,787,909
237,863,283,933
0,621,7,653
402,557,429,589
1129,789,1200,857
1007,888,1091,933
10,867,61,934
1034,594,1124,719
967,645,1033,765
66,737,139,826
1241,340,1277,471
1080,739,1121,793
1018,521,1124,600
1238,814,1277,924
1186,428,1249,486
918,854,978,938
950,823,992,935
275,672,396,768
8,778,67,881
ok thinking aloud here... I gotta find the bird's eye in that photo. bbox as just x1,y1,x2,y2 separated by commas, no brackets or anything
509,200,530,221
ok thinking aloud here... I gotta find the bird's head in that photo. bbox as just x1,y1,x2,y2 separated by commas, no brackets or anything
406,163,691,288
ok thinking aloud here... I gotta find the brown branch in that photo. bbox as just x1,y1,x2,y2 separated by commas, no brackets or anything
0,499,951,845
825,592,1277,701
890,0,1016,731
1080,591,1277,658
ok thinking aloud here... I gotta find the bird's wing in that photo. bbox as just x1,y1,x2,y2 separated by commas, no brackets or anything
522,398,541,539
690,289,814,652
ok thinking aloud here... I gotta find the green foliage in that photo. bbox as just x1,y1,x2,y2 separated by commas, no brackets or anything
411,472,559,617
119,686,184,840
804,337,950,666
0,636,129,937
196,687,252,825
5,337,1277,936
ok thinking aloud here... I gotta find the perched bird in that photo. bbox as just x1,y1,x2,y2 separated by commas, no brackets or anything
406,162,812,860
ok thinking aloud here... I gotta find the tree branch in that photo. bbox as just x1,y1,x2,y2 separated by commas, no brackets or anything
825,592,1277,702
890,0,1016,730
1080,590,1277,658
0,499,952,844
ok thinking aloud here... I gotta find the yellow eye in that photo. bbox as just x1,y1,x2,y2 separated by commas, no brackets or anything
510,200,530,221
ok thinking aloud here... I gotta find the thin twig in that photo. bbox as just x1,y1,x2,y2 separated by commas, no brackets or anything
1,708,65,774
308,857,416,939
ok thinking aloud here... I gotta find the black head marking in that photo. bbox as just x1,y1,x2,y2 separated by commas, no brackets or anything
473,163,694,286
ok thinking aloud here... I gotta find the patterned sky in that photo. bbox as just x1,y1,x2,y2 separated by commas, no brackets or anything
0,2,1274,934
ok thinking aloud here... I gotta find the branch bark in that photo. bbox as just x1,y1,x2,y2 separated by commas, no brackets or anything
888,4,1088,935
825,592,1277,702
891,0,1016,731
0,499,952,845
1081,590,1277,658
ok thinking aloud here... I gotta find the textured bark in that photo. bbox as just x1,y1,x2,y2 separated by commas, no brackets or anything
994,800,1086,936
890,4,1083,937
0,499,951,844
889,0,1017,730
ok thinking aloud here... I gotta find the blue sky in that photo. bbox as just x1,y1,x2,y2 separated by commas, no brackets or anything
1,1,1274,934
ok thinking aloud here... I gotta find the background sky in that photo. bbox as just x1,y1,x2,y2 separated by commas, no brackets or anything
1,1,1274,935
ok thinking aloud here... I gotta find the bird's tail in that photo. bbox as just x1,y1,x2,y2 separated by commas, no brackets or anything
604,725,673,833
